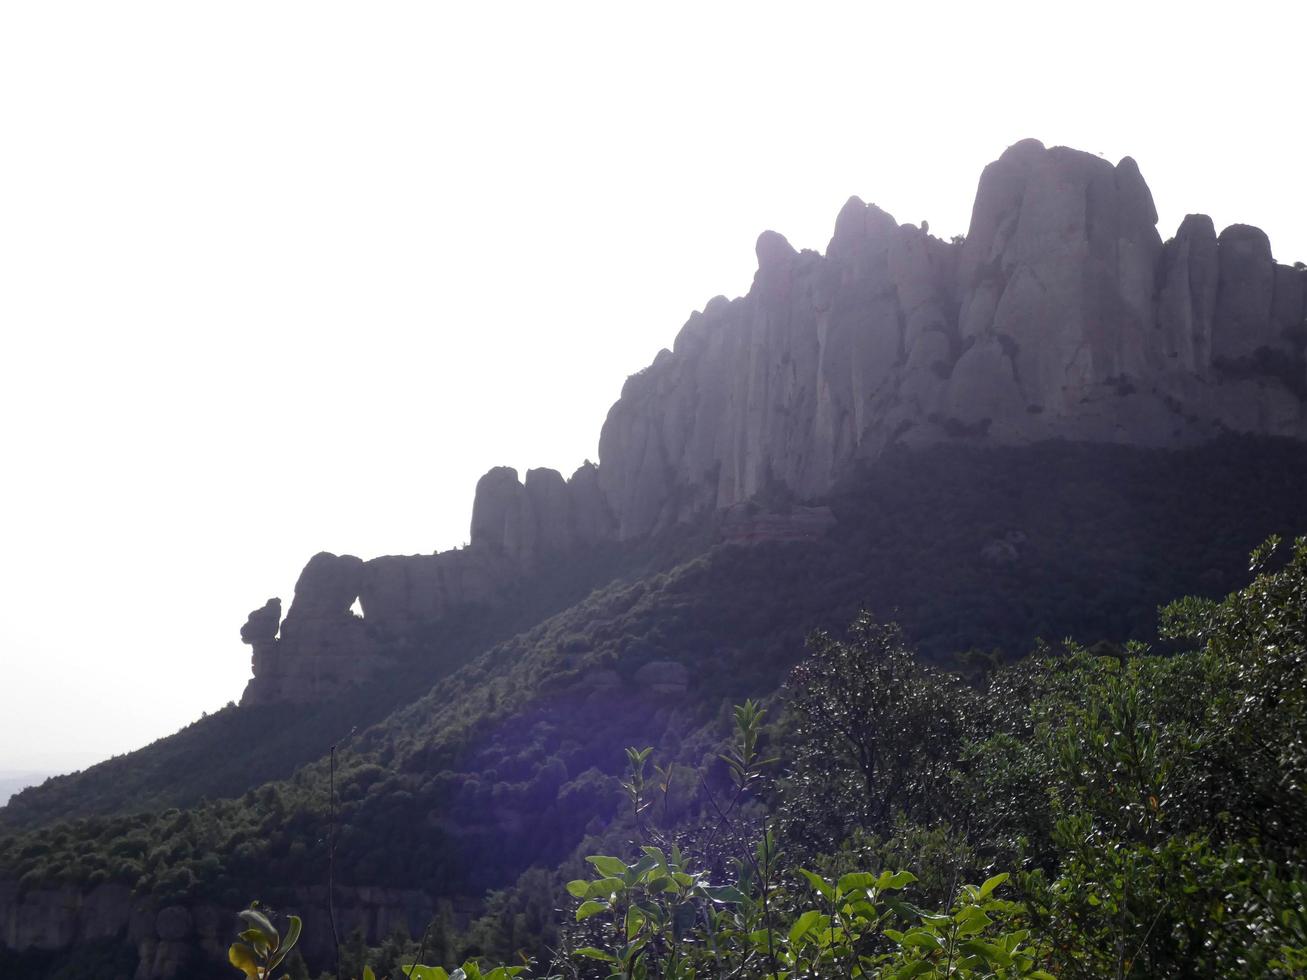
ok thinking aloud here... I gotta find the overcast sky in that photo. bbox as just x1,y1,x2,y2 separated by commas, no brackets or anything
1,1,1304,777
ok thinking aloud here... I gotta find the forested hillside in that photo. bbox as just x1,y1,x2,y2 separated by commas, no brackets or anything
2,438,1305,978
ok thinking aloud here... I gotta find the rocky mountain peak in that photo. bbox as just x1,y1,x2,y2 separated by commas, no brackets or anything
240,139,1307,703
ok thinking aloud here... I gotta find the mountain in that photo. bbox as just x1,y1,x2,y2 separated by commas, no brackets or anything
236,138,1306,710
1,140,1305,979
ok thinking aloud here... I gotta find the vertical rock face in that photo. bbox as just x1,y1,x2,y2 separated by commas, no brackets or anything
241,139,1307,702
468,463,615,562
1157,213,1220,372
595,139,1306,538
951,142,1165,436
1213,224,1277,362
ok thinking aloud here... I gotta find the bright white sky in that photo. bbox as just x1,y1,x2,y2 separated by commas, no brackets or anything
1,2,1304,776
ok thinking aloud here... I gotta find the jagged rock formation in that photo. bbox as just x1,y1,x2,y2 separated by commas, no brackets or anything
599,140,1306,536
241,139,1307,704
242,464,614,704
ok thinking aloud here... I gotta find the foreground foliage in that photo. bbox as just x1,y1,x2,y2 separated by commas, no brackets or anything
227,537,1307,977
3,442,1307,978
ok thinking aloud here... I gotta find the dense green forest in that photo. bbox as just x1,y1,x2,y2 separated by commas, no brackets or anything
2,438,1306,978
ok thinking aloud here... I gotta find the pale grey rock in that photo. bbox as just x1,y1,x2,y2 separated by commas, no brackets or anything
282,552,364,622
591,138,1305,543
957,142,1163,418
525,467,571,554
1157,214,1220,372
239,598,280,645
359,550,510,634
470,466,533,558
567,461,614,543
1214,224,1278,363
242,552,377,705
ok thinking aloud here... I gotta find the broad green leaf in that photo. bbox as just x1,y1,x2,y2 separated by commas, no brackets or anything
788,909,823,945
629,854,661,878
363,967,376,980
837,872,876,895
576,900,609,921
587,855,629,877
566,879,590,899
699,885,746,904
575,947,618,962
960,939,1010,966
976,873,1009,899
798,869,835,901
587,877,627,899
954,905,993,937
876,870,918,891
626,906,646,940
898,929,945,951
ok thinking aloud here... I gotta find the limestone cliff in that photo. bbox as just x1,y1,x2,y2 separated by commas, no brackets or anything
241,139,1307,703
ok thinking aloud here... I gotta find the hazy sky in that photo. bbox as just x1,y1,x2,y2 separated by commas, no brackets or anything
1,2,1304,776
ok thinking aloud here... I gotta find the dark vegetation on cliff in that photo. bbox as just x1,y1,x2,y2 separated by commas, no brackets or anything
2,438,1306,978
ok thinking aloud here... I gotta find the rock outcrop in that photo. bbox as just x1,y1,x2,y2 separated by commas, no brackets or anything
596,140,1306,537
241,464,615,704
241,139,1307,704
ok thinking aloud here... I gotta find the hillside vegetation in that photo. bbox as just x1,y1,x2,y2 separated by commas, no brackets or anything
2,438,1306,978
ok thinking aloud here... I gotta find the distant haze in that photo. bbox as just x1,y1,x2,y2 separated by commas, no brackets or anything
1,1,1304,776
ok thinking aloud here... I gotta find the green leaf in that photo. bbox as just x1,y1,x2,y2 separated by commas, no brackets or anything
876,870,918,891
628,854,661,878
575,947,618,962
566,879,590,899
976,873,1010,899
954,906,993,937
363,967,376,980
798,868,835,901
586,877,627,899
837,872,876,895
898,928,945,951
891,960,935,978
586,855,629,877
401,966,449,980
960,939,1010,967
788,909,823,945
576,900,609,921
268,915,301,970
698,885,746,904
626,906,646,940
